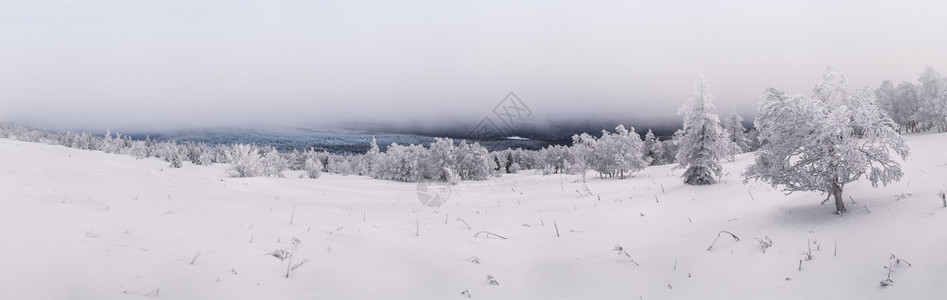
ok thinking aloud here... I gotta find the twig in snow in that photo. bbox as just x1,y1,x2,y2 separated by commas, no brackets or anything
268,237,307,278
881,254,914,287
613,245,640,266
487,275,499,285
803,236,813,261
938,190,946,208
456,217,472,230
144,289,160,297
706,231,740,251
466,256,480,264
473,231,507,239
754,236,773,253
289,204,296,225
748,190,755,200
894,192,913,201
554,221,560,237
850,196,871,213
189,250,201,265
461,289,471,298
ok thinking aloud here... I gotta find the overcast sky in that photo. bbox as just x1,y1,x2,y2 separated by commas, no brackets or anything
2,0,945,131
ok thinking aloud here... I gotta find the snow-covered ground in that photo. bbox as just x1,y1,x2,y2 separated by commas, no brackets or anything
1,133,946,299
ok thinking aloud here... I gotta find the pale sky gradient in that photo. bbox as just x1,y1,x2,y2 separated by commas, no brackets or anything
2,0,946,131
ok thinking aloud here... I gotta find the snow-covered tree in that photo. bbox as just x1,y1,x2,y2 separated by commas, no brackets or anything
641,129,658,165
423,137,455,181
722,111,751,155
611,125,648,178
226,144,264,177
570,133,595,177
917,67,947,132
364,136,381,174
813,67,848,106
454,140,492,180
302,156,323,179
675,73,731,185
540,145,572,175
327,154,354,176
745,79,909,214
262,149,288,177
373,143,427,182
650,138,669,166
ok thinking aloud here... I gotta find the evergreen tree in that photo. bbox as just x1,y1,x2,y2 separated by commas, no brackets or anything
722,110,751,155
675,73,730,185
642,129,658,165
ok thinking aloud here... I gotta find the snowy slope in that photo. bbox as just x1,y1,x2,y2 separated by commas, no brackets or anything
1,133,946,299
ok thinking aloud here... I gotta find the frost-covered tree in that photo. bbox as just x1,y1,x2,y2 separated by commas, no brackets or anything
540,145,573,175
571,125,646,178
894,82,922,133
722,111,751,155
611,125,648,178
327,154,354,176
504,152,514,173
262,149,288,177
745,81,909,214
813,67,848,106
650,138,669,166
373,143,427,182
675,73,731,185
226,144,264,177
424,137,455,181
570,133,595,177
364,136,381,174
454,140,492,180
302,156,323,179
917,67,947,132
641,129,658,165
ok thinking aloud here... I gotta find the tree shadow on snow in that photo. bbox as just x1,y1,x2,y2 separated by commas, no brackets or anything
768,198,859,228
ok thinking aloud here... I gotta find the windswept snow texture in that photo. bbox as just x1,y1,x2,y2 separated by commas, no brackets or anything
2,133,947,299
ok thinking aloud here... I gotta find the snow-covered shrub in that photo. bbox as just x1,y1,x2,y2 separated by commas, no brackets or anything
226,144,264,177
303,157,322,179
128,140,150,159
327,154,354,176
262,149,288,177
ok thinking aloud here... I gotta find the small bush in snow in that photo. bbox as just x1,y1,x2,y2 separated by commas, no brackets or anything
303,157,323,179
226,144,264,177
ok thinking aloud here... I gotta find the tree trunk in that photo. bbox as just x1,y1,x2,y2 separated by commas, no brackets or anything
832,182,846,214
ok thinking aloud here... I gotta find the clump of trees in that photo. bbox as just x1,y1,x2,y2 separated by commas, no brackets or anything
874,66,947,133
571,125,648,179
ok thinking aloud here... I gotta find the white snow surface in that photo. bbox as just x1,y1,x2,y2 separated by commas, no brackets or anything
2,133,947,299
